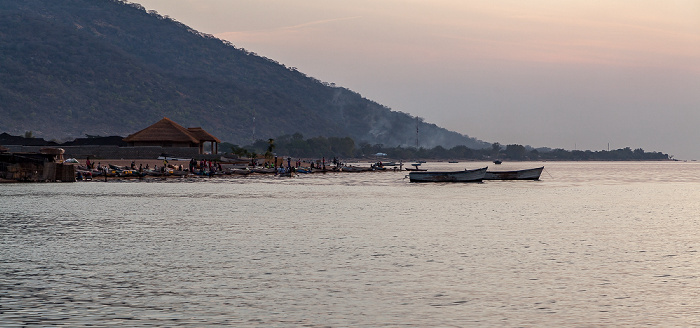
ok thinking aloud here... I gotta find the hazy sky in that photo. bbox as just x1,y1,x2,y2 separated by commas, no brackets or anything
134,0,700,159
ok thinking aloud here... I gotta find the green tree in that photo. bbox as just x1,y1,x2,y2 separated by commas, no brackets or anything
267,138,275,153
491,142,501,158
329,137,355,157
504,144,527,160
264,138,275,164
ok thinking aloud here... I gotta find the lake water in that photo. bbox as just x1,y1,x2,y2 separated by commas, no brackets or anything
2,161,700,327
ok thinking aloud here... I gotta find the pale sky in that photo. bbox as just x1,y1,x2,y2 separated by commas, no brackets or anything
134,0,700,159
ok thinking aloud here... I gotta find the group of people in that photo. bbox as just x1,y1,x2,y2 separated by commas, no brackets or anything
188,158,223,176
267,156,340,171
82,155,347,178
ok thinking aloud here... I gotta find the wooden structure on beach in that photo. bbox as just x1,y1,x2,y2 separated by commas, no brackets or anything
123,118,221,155
0,148,74,182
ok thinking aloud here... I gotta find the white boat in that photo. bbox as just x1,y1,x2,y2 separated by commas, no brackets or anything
408,167,487,182
484,166,544,180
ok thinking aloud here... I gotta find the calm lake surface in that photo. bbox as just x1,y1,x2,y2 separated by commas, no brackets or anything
2,161,700,327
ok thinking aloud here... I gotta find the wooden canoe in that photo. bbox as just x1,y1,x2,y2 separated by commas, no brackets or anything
484,166,544,180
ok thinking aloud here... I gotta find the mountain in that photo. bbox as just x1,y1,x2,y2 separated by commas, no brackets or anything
0,0,490,149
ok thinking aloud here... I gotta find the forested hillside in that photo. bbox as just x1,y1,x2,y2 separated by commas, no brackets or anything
0,0,489,149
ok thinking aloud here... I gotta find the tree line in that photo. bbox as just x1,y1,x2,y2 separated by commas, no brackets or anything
223,134,669,161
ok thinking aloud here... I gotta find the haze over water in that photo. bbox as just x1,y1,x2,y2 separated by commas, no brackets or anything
2,161,700,326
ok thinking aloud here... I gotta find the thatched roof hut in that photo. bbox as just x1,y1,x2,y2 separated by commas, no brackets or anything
123,118,221,154
187,127,220,143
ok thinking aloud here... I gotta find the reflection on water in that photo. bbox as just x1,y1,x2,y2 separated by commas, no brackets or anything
2,162,700,326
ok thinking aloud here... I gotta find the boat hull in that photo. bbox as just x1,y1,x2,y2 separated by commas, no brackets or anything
484,166,544,180
409,167,487,183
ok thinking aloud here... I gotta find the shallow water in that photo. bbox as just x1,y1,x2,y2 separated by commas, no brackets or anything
2,161,700,327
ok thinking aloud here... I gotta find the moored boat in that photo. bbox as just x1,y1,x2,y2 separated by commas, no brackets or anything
408,167,487,182
484,166,544,180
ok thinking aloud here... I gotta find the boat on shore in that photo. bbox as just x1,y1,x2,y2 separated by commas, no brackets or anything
250,167,275,174
408,167,487,183
229,168,252,175
484,166,544,180
342,165,373,172
376,161,398,167
157,154,191,161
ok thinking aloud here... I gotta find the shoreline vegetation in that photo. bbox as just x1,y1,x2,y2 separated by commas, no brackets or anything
235,134,671,162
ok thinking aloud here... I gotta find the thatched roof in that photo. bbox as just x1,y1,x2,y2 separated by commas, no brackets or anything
123,117,214,143
187,127,221,143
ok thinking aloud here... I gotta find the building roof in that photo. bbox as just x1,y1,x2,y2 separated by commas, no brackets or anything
123,117,218,144
187,127,221,143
